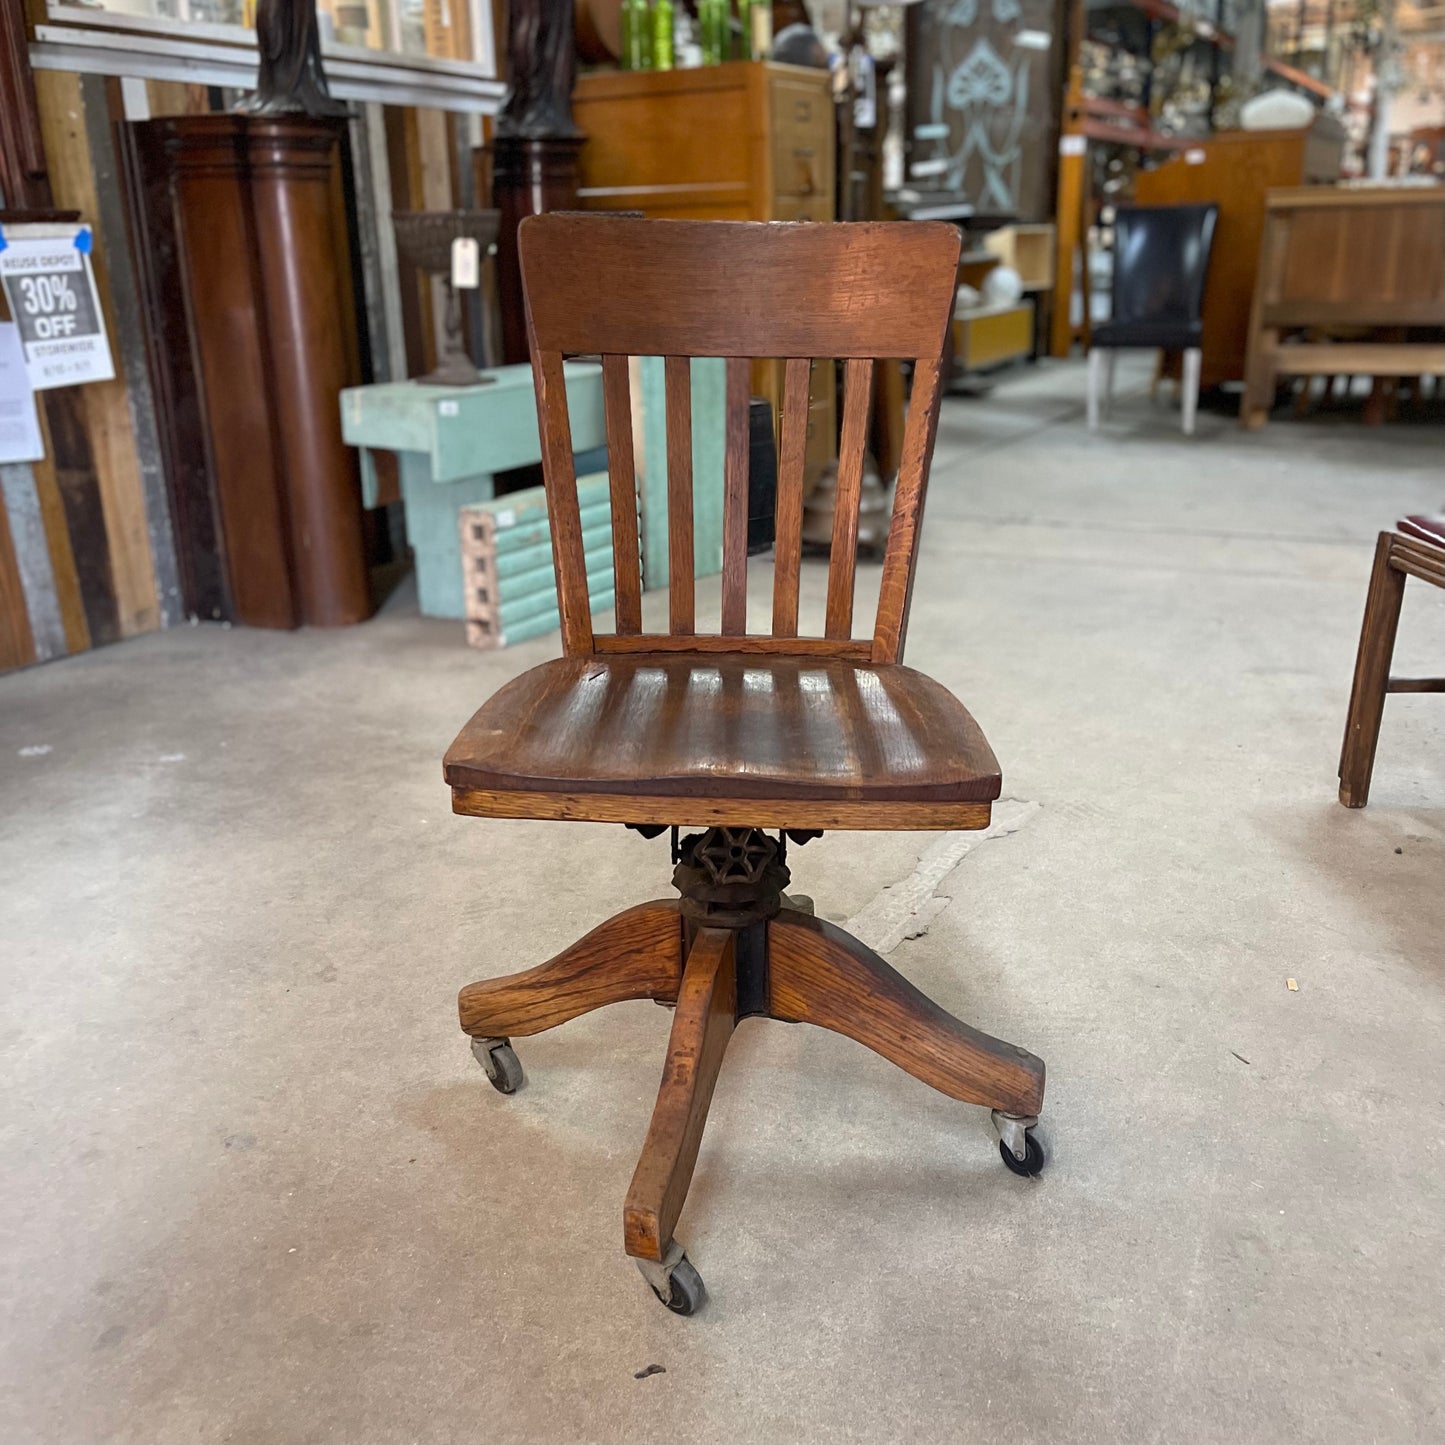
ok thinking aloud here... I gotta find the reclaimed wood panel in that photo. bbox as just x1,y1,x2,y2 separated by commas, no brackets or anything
0,487,36,669
36,69,159,637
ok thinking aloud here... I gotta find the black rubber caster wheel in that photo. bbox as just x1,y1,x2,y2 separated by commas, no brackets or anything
473,1039,524,1095
651,1255,706,1316
999,1133,1044,1177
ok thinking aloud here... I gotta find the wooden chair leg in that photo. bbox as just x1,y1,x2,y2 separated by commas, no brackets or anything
458,900,684,1038
767,909,1044,1118
624,928,736,1262
1339,532,1408,808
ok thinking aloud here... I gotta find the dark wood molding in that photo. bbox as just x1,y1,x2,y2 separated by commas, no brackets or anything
118,114,372,627
0,0,48,211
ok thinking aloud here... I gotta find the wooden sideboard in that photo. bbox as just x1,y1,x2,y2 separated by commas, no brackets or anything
1133,124,1343,390
1241,185,1445,429
573,61,837,482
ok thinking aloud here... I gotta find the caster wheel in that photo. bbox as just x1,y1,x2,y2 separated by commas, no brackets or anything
650,1253,706,1316
471,1037,524,1095
999,1133,1044,1177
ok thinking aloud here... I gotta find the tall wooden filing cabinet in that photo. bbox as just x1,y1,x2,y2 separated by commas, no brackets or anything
573,62,838,483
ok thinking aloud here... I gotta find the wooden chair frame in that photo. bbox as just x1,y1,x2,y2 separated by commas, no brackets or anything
449,216,1047,1315
1338,525,1445,807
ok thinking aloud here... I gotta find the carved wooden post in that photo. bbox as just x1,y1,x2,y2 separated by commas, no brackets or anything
488,0,584,365
118,0,371,627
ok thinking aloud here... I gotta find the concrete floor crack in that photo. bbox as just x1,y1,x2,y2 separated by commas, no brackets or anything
843,798,1041,954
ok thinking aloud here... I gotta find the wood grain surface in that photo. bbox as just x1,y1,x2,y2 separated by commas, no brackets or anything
593,633,871,658
664,354,695,634
768,909,1045,1116
520,215,961,359
601,354,643,634
532,348,595,653
1338,528,1445,808
871,359,944,664
515,214,960,668
771,355,812,637
824,357,874,639
450,788,993,830
719,356,751,636
458,901,684,1036
444,652,1001,803
624,927,736,1261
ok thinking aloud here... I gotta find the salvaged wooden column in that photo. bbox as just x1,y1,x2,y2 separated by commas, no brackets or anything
121,114,371,627
491,136,584,364
486,0,584,365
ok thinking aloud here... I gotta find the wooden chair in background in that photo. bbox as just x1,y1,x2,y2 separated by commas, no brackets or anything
443,215,1047,1315
1339,515,1445,808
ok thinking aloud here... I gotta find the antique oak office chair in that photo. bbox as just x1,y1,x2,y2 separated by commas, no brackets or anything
444,215,1047,1315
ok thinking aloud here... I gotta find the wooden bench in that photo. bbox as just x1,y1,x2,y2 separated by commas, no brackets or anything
1241,185,1445,429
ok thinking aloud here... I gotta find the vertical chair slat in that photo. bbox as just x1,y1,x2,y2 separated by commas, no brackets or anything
720,357,752,635
823,357,875,639
533,348,595,654
871,358,944,664
770,357,811,637
601,355,643,634
664,354,695,635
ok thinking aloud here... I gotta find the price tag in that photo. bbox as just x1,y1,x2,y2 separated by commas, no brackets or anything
438,399,460,417
451,236,480,290
0,222,115,391
1059,134,1087,156
1185,148,1207,164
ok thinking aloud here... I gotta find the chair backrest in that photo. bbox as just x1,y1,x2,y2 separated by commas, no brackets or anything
1110,204,1219,327
519,214,961,665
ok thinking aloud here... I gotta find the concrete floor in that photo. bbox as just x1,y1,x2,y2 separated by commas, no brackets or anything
2,361,1442,1445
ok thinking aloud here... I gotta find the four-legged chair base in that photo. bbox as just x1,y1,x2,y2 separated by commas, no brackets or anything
457,828,1047,1314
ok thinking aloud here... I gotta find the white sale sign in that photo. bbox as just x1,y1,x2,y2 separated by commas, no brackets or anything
0,222,116,390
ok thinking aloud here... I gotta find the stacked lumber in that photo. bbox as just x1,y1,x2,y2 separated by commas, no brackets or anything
459,474,628,649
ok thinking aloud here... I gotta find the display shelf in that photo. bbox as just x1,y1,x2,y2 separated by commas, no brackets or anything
1087,0,1335,99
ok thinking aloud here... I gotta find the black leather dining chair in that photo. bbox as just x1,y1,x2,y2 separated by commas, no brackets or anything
1087,203,1219,437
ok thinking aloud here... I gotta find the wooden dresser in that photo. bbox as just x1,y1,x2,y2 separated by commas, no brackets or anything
1133,123,1343,389
573,62,838,481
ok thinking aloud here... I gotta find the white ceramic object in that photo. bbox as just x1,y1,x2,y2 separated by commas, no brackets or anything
1241,90,1315,131
982,264,1024,308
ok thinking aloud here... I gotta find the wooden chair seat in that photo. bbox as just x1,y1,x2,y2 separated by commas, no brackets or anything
445,653,1001,829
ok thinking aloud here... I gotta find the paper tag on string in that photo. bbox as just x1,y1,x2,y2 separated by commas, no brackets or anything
451,237,480,290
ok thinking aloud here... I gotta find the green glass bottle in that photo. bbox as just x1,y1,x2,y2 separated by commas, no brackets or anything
698,0,713,63
701,0,721,64
735,0,751,59
652,0,674,70
620,0,635,69
628,0,652,69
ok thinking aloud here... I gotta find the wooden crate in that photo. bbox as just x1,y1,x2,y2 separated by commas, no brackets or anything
952,300,1035,373
459,474,636,649
983,224,1056,290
